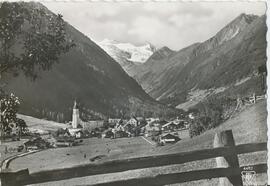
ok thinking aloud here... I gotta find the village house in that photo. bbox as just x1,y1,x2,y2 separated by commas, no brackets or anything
172,118,186,128
108,118,121,124
144,121,161,137
159,133,181,145
82,120,104,131
123,123,141,137
24,137,50,150
55,136,76,147
24,140,38,151
177,128,190,139
161,122,178,132
101,129,114,138
114,122,125,131
115,130,129,138
123,123,133,133
127,118,138,126
146,118,160,124
110,121,131,138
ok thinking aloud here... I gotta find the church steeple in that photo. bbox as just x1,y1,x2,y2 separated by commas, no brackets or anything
73,100,78,109
72,100,79,128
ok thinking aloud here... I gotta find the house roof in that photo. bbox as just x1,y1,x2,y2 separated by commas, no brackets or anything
162,122,177,128
160,133,181,140
24,141,37,146
145,124,161,131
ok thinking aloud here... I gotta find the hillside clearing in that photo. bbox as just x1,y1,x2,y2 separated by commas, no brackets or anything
17,114,68,132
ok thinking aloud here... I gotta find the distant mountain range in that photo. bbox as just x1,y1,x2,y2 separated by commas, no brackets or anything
2,2,177,122
128,13,266,109
2,2,266,121
97,39,156,76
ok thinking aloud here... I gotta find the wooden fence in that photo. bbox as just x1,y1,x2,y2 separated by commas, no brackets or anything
0,130,267,186
247,94,266,104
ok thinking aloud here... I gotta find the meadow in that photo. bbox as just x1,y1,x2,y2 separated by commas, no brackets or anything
5,100,267,186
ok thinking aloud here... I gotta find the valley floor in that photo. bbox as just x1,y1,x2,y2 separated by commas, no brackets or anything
3,100,267,186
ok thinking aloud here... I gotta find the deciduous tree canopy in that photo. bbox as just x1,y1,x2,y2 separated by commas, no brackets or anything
0,2,74,136
0,2,74,79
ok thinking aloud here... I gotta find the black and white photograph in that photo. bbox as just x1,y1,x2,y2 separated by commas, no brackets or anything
0,1,267,185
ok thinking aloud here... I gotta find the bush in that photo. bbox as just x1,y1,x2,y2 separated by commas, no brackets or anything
189,96,236,138
0,93,20,136
189,116,211,138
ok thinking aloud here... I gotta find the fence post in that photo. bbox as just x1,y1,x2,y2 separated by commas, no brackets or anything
0,169,29,186
253,93,256,104
213,130,243,186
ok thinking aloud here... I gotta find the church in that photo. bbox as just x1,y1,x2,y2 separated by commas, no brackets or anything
72,100,80,129
68,100,83,138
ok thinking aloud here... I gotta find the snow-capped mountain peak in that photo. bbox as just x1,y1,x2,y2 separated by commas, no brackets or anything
97,39,156,64
99,38,118,45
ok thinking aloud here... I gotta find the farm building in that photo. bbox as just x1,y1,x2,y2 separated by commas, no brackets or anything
24,137,50,150
115,130,129,138
144,123,161,137
102,129,114,138
172,119,186,128
108,118,121,124
161,122,178,131
68,128,83,138
146,118,160,124
159,133,181,144
82,120,104,131
127,118,138,126
54,136,76,147
177,128,190,139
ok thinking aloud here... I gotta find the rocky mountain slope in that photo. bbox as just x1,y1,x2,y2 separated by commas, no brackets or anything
130,14,266,109
2,2,177,122
97,39,156,76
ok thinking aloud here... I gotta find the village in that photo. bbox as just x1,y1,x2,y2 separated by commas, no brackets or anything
0,2,267,185
2,100,191,155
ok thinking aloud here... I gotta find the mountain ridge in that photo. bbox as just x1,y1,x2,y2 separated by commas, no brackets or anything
2,2,178,122
96,39,156,76
129,13,266,109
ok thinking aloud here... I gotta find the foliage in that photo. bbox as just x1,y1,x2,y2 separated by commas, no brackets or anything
16,118,28,134
0,2,74,134
189,96,236,138
189,116,211,138
0,92,20,132
0,2,75,79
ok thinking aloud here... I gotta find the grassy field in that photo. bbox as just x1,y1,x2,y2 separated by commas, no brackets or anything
17,114,68,132
9,137,155,172
6,100,267,185
0,115,67,167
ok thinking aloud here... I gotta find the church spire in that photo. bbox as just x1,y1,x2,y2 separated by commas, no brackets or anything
72,100,79,129
73,100,78,109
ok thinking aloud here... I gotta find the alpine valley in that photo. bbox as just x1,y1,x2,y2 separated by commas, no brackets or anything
2,2,177,122
127,13,267,110
1,3,266,121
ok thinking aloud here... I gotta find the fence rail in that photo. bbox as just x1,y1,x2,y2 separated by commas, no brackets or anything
0,130,267,186
90,164,267,186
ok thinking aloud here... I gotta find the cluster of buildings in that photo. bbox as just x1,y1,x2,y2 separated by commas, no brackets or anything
11,101,192,152
53,101,190,146
102,116,190,145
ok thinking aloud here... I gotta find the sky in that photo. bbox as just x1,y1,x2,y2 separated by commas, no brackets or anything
42,2,266,50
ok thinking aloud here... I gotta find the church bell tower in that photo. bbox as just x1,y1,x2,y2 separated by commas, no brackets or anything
72,100,79,128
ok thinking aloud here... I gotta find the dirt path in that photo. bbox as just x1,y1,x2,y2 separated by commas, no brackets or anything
1,150,40,171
